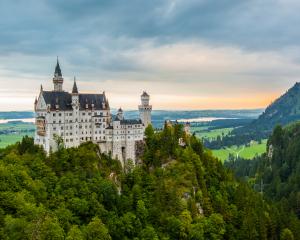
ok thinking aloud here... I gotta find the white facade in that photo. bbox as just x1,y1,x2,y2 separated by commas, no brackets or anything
34,61,151,165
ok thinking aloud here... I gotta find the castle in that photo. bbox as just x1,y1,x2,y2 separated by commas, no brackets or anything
34,60,152,166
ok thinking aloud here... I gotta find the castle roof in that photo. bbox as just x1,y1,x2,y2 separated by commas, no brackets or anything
72,78,78,94
120,119,142,125
42,91,107,111
111,113,142,125
54,59,62,77
141,91,149,97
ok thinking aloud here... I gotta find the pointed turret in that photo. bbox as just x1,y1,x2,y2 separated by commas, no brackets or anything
54,57,62,77
72,77,78,94
53,58,64,92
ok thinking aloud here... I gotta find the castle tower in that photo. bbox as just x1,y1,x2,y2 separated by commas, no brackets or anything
116,107,124,120
138,91,152,127
71,77,79,105
71,77,80,147
53,58,64,91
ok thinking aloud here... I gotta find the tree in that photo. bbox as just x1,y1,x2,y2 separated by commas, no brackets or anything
66,225,84,240
139,225,159,240
280,228,294,240
85,217,111,240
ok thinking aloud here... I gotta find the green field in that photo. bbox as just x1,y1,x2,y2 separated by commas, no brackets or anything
0,122,35,148
190,126,267,161
196,128,233,140
191,126,233,140
0,133,34,148
212,139,267,162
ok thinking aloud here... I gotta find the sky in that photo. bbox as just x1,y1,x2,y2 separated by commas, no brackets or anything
1,0,300,111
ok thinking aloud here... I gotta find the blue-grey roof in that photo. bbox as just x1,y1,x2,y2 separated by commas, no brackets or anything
72,80,78,94
42,91,107,111
141,91,149,97
54,60,62,77
120,119,142,125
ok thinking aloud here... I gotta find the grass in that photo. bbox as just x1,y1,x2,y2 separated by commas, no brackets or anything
190,126,267,162
191,126,233,140
0,133,34,148
212,139,267,162
0,122,35,131
0,122,35,148
196,127,233,140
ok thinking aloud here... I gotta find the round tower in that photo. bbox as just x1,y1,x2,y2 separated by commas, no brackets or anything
138,91,152,127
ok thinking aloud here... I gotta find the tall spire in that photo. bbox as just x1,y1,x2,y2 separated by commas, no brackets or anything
54,57,62,77
72,77,78,94
53,58,64,91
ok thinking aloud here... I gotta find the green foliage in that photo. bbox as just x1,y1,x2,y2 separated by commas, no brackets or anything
0,124,298,239
280,228,294,240
84,217,111,240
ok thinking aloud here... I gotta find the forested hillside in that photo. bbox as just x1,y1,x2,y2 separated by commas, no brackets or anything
0,125,299,239
227,122,300,223
207,82,300,149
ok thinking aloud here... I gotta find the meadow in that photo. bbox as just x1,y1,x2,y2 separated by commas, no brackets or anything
192,126,234,140
0,122,34,148
190,125,267,161
212,139,267,162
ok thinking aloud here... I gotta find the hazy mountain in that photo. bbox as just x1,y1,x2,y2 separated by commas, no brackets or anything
254,82,300,131
207,82,300,148
236,82,300,135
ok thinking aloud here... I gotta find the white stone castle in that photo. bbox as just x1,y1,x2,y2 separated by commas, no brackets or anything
34,60,152,165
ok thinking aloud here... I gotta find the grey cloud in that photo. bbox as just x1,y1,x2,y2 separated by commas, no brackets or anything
1,0,300,82
1,0,300,55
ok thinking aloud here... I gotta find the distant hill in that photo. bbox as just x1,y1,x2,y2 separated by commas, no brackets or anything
0,109,262,129
206,82,300,149
0,111,34,120
251,82,300,132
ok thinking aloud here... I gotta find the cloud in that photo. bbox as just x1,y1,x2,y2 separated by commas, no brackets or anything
1,0,300,110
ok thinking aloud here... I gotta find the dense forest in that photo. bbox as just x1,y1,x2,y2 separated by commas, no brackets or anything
226,122,300,223
0,124,299,239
